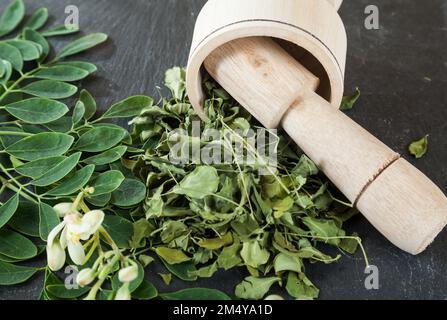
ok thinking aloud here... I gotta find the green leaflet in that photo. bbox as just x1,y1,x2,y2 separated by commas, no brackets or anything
55,61,97,74
340,87,361,110
111,178,146,207
102,215,134,248
0,193,19,229
45,165,95,196
5,98,69,124
20,80,78,99
7,201,39,237
132,280,158,300
0,228,37,259
0,261,39,286
83,146,127,165
74,126,126,152
409,135,429,159
56,33,107,59
42,24,80,37
72,101,85,126
0,0,25,38
79,89,96,120
38,202,60,241
15,156,66,178
173,166,219,199
0,42,22,71
6,40,41,61
102,96,153,119
235,276,280,300
23,7,48,30
161,288,231,301
89,170,125,196
5,132,74,161
22,28,49,60
34,66,89,82
46,284,89,299
31,152,81,186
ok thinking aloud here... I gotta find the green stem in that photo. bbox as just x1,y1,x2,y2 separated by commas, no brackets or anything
0,67,42,102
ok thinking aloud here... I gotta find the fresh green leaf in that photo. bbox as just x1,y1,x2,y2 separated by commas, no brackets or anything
165,67,186,100
5,98,69,124
0,0,25,37
57,33,107,59
15,156,65,178
34,66,89,82
161,288,231,300
6,40,41,61
132,280,158,300
54,61,97,74
89,170,125,196
102,96,153,119
23,7,48,30
5,132,74,161
22,28,49,60
38,202,60,241
102,215,133,248
31,152,81,186
111,178,146,207
0,42,22,71
79,89,96,119
340,88,361,111
45,165,95,196
7,201,39,237
42,24,79,37
409,135,429,159
74,126,127,152
72,101,85,126
0,228,38,259
83,146,127,166
21,80,78,99
0,193,19,229
0,261,38,285
46,284,89,299
161,260,197,282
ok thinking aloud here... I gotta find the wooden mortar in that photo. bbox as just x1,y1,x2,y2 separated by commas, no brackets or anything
186,0,447,255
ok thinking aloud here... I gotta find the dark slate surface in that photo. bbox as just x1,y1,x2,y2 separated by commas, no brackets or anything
0,0,446,300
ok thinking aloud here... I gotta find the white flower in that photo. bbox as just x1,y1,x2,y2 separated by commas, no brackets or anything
76,268,96,287
115,283,131,300
118,264,138,283
53,203,75,217
47,210,105,271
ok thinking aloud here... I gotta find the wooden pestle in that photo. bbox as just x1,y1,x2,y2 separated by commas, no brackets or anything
204,37,447,255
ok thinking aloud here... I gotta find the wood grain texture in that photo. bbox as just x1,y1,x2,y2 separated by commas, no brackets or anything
0,0,446,300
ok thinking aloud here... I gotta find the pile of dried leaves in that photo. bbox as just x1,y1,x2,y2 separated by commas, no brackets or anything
128,68,366,300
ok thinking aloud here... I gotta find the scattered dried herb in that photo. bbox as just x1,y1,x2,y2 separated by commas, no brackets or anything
409,135,429,159
340,87,361,110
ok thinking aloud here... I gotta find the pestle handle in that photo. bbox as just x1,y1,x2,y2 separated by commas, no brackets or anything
204,37,447,254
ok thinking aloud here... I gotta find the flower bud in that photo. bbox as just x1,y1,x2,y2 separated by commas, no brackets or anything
115,283,131,300
264,294,284,300
47,242,66,271
53,203,74,217
118,264,138,283
76,268,96,287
